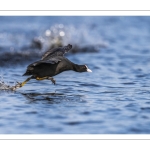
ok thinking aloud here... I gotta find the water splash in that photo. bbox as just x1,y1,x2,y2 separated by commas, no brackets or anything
0,75,22,91
41,24,108,53
0,24,108,67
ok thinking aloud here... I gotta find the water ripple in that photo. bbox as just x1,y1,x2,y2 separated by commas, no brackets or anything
1,16,150,133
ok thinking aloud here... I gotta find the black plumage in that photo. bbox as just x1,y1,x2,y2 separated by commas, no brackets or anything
22,44,92,85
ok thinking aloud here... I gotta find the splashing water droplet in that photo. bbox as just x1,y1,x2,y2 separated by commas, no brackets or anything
45,30,51,36
0,75,22,91
59,31,65,36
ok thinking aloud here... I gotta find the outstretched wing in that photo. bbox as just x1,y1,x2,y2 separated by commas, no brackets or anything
41,44,72,61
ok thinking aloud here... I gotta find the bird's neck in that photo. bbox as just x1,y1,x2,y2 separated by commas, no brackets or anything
72,63,81,72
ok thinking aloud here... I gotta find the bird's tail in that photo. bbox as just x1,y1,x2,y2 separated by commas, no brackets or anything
22,70,32,76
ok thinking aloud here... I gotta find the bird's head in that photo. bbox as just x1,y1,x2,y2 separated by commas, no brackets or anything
78,65,92,72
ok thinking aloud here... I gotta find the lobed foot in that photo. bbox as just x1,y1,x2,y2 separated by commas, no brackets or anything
10,82,23,91
48,77,56,85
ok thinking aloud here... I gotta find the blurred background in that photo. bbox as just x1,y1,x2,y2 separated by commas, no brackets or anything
0,16,150,134
0,16,109,66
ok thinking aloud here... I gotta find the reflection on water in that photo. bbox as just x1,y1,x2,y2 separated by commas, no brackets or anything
21,92,85,104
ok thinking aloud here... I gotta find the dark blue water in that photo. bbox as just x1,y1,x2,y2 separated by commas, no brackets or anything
0,16,150,133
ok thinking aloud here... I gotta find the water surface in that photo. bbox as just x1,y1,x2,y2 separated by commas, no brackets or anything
0,16,150,133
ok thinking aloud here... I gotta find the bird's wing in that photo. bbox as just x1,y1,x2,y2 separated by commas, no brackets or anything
41,44,72,61
27,56,66,70
28,60,59,68
35,60,55,65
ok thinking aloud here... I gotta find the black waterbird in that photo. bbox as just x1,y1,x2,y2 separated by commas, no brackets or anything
21,44,92,87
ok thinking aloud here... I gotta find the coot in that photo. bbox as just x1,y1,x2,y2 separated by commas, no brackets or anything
21,44,92,87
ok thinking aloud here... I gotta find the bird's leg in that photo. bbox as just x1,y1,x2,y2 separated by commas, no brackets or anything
20,76,34,87
36,77,48,80
10,76,34,91
48,77,56,85
36,76,56,85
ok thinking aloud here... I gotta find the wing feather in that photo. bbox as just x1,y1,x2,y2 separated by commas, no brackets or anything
41,44,72,61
